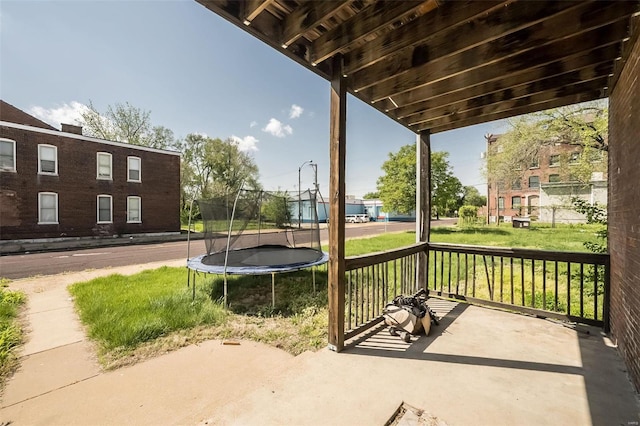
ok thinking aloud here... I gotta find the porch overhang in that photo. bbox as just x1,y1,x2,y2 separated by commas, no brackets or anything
196,0,639,134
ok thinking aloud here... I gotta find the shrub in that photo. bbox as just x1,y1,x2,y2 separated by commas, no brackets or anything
458,205,479,226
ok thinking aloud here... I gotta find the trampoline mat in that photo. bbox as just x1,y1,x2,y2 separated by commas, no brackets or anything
188,245,328,274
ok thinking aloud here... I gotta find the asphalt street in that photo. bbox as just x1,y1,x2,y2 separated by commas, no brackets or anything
0,219,456,279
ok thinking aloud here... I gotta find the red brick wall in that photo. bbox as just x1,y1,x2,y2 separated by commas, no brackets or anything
0,125,180,239
608,31,640,392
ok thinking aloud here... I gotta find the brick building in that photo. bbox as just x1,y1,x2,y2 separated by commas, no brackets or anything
486,133,606,224
0,100,181,240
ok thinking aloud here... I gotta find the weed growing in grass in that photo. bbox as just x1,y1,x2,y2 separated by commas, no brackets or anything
0,278,26,388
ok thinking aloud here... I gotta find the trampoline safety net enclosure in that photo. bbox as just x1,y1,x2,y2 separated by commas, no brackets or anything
187,189,328,275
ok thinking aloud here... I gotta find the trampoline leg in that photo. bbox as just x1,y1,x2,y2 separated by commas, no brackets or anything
312,267,316,295
192,272,196,300
224,274,228,309
187,268,190,288
271,273,275,308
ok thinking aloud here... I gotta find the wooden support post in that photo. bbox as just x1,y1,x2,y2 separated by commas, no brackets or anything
416,131,431,292
328,54,347,352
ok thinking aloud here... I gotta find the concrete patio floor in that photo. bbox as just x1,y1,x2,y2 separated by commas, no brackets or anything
203,299,640,425
1,264,638,425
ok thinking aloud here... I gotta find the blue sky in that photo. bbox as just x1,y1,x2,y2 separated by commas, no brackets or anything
1,0,507,197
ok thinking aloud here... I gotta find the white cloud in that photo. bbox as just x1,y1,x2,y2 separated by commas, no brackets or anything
289,104,304,119
262,118,293,138
28,101,89,129
249,121,258,128
231,135,259,152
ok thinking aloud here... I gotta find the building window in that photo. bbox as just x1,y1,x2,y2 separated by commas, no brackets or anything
569,152,580,164
38,144,58,175
549,155,560,167
511,179,521,190
127,157,141,182
529,176,540,188
529,157,539,169
498,197,504,209
0,139,16,172
38,192,58,224
127,196,141,223
549,174,561,183
97,195,112,223
97,152,112,180
512,196,521,209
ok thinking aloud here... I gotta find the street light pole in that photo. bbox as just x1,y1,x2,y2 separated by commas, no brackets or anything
298,160,312,229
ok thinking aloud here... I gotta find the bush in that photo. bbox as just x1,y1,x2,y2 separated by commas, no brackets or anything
458,205,479,226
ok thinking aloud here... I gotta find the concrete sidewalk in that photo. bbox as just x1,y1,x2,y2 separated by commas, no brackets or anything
2,262,639,425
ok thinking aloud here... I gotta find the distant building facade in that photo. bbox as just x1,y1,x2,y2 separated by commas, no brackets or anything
0,100,181,240
486,133,607,224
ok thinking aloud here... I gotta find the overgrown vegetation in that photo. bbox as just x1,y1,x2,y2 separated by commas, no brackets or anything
0,278,26,387
69,223,604,369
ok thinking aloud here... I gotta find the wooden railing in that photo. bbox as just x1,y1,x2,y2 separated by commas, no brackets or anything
427,243,610,329
344,242,427,339
342,242,610,340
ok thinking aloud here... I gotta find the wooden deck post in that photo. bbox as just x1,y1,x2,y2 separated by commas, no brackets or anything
328,54,347,352
416,131,431,291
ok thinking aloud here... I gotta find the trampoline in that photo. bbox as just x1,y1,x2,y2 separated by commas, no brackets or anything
186,189,328,307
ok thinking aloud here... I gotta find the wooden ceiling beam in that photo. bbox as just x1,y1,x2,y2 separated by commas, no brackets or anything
362,2,635,101
342,0,509,76
409,74,610,129
388,44,620,118
352,0,587,91
310,0,434,66
281,1,353,48
609,14,640,93
242,0,275,24
381,43,621,115
427,90,606,134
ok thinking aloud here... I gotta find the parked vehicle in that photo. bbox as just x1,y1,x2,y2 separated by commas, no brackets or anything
356,214,370,223
345,214,358,223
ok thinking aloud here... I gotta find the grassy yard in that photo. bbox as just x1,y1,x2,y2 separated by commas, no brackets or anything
0,279,26,388
69,222,604,369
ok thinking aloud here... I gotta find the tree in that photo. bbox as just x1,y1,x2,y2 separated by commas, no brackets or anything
179,134,260,202
377,144,463,218
79,101,176,150
377,144,417,214
486,100,608,187
462,186,487,208
431,151,463,219
261,191,291,228
362,191,380,199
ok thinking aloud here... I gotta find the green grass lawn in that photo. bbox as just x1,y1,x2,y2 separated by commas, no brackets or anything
69,222,605,368
0,279,26,388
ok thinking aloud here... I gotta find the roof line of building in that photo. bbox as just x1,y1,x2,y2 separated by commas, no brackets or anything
0,121,182,157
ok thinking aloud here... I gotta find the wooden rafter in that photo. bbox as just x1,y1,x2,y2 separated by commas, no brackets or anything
242,0,274,24
196,0,639,132
310,0,435,65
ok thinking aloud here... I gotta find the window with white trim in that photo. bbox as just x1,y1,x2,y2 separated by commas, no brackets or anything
97,152,112,180
38,144,58,175
0,139,16,172
97,195,113,223
127,156,141,182
38,192,58,224
127,196,141,223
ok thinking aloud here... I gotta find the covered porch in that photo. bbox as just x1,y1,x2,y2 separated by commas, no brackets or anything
196,0,640,401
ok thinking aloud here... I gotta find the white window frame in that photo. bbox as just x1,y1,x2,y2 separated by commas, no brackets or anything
38,192,59,224
0,138,16,172
127,156,141,182
97,195,113,223
38,144,58,175
127,196,142,223
97,152,113,180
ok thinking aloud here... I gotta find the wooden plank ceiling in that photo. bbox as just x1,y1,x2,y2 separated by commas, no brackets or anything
196,0,640,134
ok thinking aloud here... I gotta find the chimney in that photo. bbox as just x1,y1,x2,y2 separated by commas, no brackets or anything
61,123,83,135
